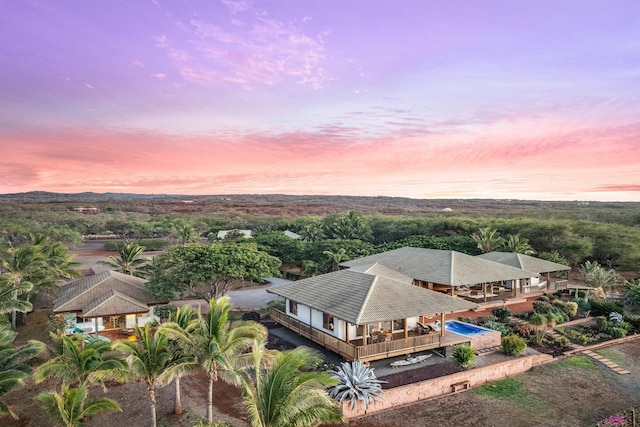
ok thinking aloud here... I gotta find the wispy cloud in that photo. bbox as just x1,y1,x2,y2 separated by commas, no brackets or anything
155,4,328,89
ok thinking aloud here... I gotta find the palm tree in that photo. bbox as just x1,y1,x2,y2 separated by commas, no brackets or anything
36,384,121,427
173,297,267,422
107,324,183,427
299,222,325,243
0,324,46,418
99,242,150,277
239,339,343,427
159,304,199,415
504,234,536,255
33,335,125,389
470,227,505,254
322,248,349,272
0,275,33,315
0,245,46,329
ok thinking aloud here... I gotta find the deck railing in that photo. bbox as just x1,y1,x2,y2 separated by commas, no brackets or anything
269,308,446,361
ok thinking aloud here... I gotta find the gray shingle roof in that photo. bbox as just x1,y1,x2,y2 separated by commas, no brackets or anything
267,269,477,325
477,252,571,273
54,270,161,317
340,247,537,286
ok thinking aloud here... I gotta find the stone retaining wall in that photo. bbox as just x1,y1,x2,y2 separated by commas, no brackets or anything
469,328,502,350
342,353,553,419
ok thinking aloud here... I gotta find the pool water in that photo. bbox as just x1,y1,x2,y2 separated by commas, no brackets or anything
444,320,491,337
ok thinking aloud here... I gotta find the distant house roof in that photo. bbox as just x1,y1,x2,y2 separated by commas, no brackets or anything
477,252,571,274
216,229,252,239
283,230,301,239
340,247,537,287
54,270,162,318
267,269,477,325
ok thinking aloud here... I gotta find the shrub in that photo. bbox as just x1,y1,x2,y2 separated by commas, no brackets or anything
608,327,627,339
590,300,624,317
501,335,527,356
575,297,591,313
595,316,608,331
452,344,475,368
553,300,578,318
483,321,510,336
544,335,570,351
532,301,553,314
457,317,477,325
241,311,261,322
491,306,512,322
622,313,640,332
476,315,497,325
537,295,550,302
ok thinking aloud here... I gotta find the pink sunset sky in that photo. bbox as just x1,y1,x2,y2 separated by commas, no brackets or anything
1,1,639,201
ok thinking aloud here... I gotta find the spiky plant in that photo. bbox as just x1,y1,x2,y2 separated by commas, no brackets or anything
329,361,385,411
609,312,624,324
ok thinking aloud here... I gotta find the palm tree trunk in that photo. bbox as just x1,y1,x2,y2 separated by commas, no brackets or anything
149,385,157,427
207,374,214,422
174,377,182,415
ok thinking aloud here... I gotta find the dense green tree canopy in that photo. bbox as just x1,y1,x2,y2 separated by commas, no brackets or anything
147,242,281,301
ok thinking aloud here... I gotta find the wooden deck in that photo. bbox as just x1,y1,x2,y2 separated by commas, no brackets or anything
269,309,470,363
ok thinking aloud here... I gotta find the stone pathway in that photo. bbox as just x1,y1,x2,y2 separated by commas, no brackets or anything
475,345,500,356
582,349,631,375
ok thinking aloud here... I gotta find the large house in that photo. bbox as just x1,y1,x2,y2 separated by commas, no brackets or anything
340,247,538,302
54,270,164,336
477,251,570,295
268,263,479,363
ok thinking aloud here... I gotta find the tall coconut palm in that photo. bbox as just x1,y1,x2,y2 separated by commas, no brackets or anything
0,245,46,329
0,324,46,418
159,304,199,415
99,242,150,277
33,335,125,389
504,234,536,255
176,297,267,422
36,384,121,427
239,339,343,427
470,227,505,254
106,324,183,427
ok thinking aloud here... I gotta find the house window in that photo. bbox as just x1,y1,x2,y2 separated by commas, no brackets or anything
323,313,334,331
289,300,298,315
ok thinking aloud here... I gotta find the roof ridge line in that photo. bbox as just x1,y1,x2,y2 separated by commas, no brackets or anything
449,251,455,285
355,274,377,325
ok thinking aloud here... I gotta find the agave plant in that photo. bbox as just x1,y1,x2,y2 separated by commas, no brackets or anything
609,312,624,324
329,361,385,411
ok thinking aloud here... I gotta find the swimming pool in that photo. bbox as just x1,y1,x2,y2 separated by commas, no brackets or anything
444,320,492,337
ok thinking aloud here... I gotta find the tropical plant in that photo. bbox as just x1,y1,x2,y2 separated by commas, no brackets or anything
106,324,191,427
501,335,527,356
0,324,46,418
0,275,33,316
159,304,199,415
326,211,373,241
452,344,475,368
99,242,150,277
329,360,385,411
470,227,504,254
36,384,121,427
238,339,342,427
164,297,267,422
580,261,619,291
33,335,125,389
609,312,624,325
625,279,640,305
322,248,350,272
504,234,535,255
528,312,549,344
0,245,47,329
